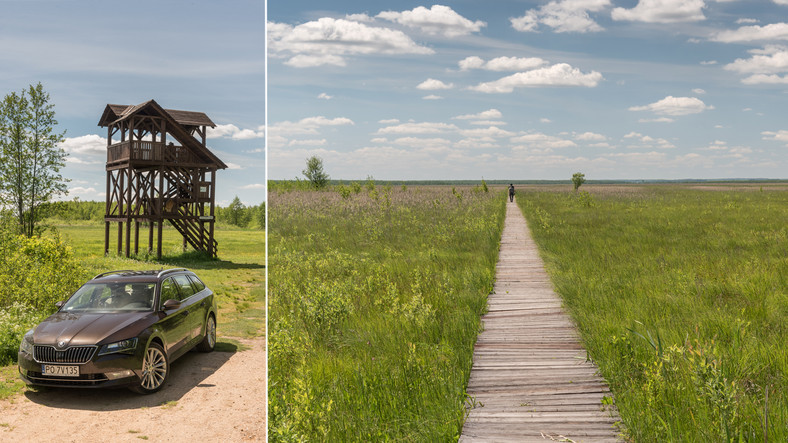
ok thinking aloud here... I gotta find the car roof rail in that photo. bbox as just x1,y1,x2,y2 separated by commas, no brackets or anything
157,268,190,278
92,270,136,279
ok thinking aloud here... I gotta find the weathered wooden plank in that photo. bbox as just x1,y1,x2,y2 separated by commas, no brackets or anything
460,200,621,442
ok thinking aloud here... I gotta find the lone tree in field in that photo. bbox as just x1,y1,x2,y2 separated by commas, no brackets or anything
303,155,329,189
572,172,586,192
0,83,67,237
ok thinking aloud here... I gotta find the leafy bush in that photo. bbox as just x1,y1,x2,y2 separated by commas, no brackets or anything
0,303,45,365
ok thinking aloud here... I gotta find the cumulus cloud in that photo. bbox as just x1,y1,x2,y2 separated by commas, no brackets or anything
417,78,454,90
377,122,459,134
511,0,611,33
511,132,577,149
453,109,503,120
762,129,788,143
318,93,333,100
629,96,713,116
422,94,443,100
458,56,547,71
207,123,265,140
612,0,706,23
725,45,788,84
60,134,107,155
268,18,433,67
377,5,486,37
692,88,706,94
574,132,606,141
271,116,354,136
391,137,452,149
469,63,603,92
240,183,266,189
459,126,515,138
712,23,788,43
621,132,675,149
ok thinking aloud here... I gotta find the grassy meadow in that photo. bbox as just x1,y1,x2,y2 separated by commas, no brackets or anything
517,184,787,441
0,219,265,398
268,184,506,441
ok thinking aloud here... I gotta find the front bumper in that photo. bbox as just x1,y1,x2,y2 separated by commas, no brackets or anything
18,348,143,389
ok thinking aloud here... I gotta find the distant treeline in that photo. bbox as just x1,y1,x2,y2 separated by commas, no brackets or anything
48,198,265,229
270,178,788,189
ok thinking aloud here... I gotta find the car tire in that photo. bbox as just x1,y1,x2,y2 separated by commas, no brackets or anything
130,341,169,394
196,314,216,352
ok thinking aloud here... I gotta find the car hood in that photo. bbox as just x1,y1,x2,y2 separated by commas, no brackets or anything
33,311,153,347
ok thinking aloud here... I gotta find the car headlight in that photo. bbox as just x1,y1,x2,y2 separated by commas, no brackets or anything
98,338,138,356
19,330,34,355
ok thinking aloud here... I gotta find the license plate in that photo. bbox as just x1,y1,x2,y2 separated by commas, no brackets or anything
42,365,80,377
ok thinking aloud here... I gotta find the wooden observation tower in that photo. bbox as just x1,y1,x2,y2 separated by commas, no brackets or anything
99,100,227,259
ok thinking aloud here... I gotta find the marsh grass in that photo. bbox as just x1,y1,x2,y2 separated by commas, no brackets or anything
517,184,787,441
268,185,505,441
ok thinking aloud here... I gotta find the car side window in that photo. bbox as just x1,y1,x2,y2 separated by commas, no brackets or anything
188,275,206,293
159,278,180,308
173,275,196,300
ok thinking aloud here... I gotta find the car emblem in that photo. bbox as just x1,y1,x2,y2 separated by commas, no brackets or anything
57,340,67,349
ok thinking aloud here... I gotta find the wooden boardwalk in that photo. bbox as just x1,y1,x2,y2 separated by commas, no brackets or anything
460,200,620,443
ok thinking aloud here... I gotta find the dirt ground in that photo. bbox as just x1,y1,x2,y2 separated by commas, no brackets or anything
0,337,266,442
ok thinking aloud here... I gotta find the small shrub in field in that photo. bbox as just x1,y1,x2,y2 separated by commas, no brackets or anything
0,231,85,311
0,303,46,365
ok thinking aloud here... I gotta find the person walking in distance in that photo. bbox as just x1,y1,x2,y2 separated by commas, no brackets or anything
508,184,515,202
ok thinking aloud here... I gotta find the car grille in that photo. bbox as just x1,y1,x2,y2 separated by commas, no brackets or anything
26,371,109,386
33,345,97,364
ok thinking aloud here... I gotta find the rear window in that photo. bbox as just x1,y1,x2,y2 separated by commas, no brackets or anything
188,275,206,292
173,275,196,299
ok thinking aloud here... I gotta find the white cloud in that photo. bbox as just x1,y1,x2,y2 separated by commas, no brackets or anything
226,162,243,170
692,88,706,94
288,139,327,146
268,18,434,67
629,96,713,116
469,63,603,92
612,0,706,23
639,117,676,123
377,5,486,37
459,56,547,71
240,183,266,189
712,23,788,43
68,186,102,197
736,18,759,25
271,116,354,136
540,118,552,123
345,13,373,22
469,120,507,126
762,129,788,143
318,93,333,100
377,122,459,134
207,124,265,140
379,119,400,124
724,46,788,84
700,60,717,65
574,132,606,141
60,134,107,155
460,126,515,138
511,132,577,149
417,78,454,90
453,109,503,120
391,137,452,148
422,94,443,100
621,132,675,149
511,0,611,34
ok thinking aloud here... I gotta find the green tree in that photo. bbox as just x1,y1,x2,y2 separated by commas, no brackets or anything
0,83,67,236
572,172,586,192
227,195,247,227
302,155,329,189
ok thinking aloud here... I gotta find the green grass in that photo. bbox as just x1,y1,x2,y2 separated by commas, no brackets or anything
516,184,787,441
0,221,264,398
268,185,505,441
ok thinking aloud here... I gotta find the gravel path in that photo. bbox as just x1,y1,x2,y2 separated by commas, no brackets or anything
0,337,266,442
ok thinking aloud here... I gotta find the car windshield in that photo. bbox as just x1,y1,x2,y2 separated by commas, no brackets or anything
61,282,156,312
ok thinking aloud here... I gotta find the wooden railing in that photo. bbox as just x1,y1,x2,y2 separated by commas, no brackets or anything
107,141,199,164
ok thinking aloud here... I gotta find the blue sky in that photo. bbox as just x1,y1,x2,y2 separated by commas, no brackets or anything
0,0,266,205
268,0,788,181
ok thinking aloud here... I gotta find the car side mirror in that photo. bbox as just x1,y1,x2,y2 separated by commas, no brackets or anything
55,301,64,308
162,299,181,310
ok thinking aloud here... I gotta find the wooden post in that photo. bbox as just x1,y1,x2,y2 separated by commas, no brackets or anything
104,221,110,256
117,222,122,255
125,166,132,258
157,166,164,259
